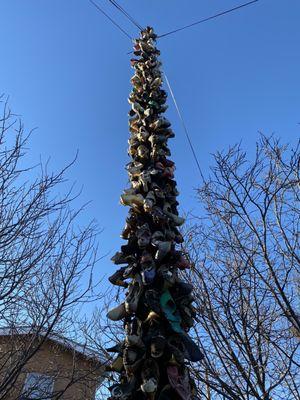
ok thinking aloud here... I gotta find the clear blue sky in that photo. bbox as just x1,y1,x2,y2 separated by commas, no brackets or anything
1,0,300,289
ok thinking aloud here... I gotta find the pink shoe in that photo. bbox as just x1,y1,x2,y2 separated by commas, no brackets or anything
167,365,192,400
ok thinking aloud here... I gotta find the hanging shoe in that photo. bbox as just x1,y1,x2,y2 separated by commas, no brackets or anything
145,59,157,69
139,41,156,54
171,282,193,299
106,341,124,354
159,103,169,113
120,222,134,240
175,253,191,269
163,203,185,226
161,127,175,138
123,263,139,279
137,126,150,141
178,304,195,330
144,289,161,314
143,107,152,118
167,335,186,365
138,170,152,192
124,317,142,337
107,303,126,321
150,77,162,89
140,253,156,285
125,274,143,314
130,75,143,88
162,166,175,179
131,102,144,116
157,384,179,400
111,251,136,265
150,117,171,130
106,355,124,373
125,334,145,349
160,290,184,334
144,310,161,324
108,266,128,288
126,161,144,178
140,359,160,399
151,145,171,160
151,334,166,358
143,190,156,212
120,193,144,208
167,365,192,400
157,264,178,288
137,144,149,160
150,206,169,228
151,231,171,261
150,183,165,200
128,145,137,158
121,237,138,255
109,377,137,399
148,134,168,146
180,333,204,362
123,345,145,376
136,223,152,248
130,58,140,67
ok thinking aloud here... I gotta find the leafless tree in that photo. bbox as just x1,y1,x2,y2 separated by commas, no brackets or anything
182,135,300,399
0,96,104,399
79,290,124,400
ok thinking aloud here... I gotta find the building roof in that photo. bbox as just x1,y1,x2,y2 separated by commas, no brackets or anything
0,326,105,364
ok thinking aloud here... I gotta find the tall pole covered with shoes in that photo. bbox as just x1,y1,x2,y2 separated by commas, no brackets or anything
107,27,203,400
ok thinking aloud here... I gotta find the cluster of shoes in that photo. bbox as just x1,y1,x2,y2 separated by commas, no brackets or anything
106,26,203,400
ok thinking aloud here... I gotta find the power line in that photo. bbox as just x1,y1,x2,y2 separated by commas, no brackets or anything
89,0,132,40
158,0,259,38
164,72,205,181
108,0,143,31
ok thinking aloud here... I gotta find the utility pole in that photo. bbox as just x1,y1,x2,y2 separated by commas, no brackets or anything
106,26,203,400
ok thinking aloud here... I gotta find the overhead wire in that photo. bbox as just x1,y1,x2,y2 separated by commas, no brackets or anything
88,0,132,40
88,0,259,179
108,0,143,31
158,0,259,38
126,0,260,53
164,72,205,181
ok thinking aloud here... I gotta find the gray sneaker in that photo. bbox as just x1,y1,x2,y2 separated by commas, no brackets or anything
125,274,143,314
141,359,160,398
163,203,185,226
107,303,126,321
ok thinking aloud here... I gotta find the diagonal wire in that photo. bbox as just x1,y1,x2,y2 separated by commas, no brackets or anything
158,0,259,38
126,0,259,53
164,72,205,181
108,0,143,31
89,0,132,40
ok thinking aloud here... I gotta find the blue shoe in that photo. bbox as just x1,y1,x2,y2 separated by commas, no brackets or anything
160,290,184,334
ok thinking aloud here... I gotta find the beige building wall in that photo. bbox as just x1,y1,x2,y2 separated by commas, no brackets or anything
0,336,103,400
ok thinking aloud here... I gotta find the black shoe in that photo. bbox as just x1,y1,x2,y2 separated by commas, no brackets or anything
111,252,136,265
106,341,124,354
109,266,128,288
151,334,166,358
144,289,161,315
180,334,204,362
